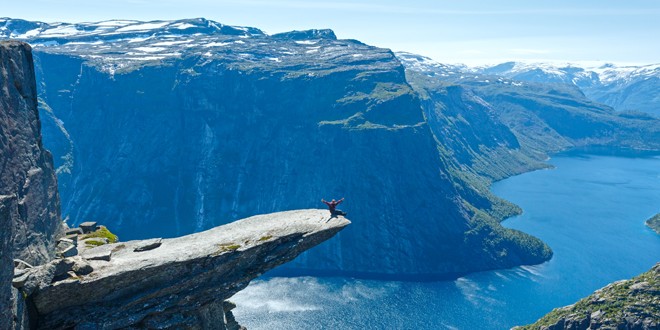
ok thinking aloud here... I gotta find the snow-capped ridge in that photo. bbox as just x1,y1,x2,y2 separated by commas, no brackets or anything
0,17,265,42
1,18,394,77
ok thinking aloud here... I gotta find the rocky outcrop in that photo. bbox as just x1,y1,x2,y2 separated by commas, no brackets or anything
515,263,660,330
16,209,349,329
1,40,63,329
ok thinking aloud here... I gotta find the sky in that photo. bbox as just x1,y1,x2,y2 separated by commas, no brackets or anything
3,0,660,65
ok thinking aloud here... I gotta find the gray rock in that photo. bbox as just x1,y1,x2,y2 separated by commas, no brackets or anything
29,209,349,329
0,40,64,330
65,228,83,236
79,244,113,261
0,40,63,266
65,234,79,243
79,221,98,233
630,282,649,292
13,267,29,278
55,238,74,252
19,263,56,296
11,272,30,289
13,259,33,270
69,257,93,276
133,238,162,252
59,245,77,258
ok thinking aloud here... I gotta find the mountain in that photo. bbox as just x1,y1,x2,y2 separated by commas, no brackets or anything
1,18,553,278
473,61,660,116
397,52,660,222
0,40,350,328
515,263,660,330
0,40,64,330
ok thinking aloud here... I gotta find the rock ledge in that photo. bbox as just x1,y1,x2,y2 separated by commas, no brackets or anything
21,209,348,329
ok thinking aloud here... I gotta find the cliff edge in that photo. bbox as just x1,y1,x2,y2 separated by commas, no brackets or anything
1,40,63,329
17,209,349,329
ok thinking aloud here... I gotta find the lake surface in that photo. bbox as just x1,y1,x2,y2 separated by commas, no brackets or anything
232,154,660,329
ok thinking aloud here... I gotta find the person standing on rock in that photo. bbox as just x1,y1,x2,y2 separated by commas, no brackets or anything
321,198,345,216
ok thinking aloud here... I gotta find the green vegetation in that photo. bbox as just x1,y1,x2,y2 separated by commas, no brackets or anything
645,213,660,235
211,243,241,256
516,264,660,329
258,235,273,241
337,82,413,105
82,226,119,244
85,240,106,247
463,205,553,265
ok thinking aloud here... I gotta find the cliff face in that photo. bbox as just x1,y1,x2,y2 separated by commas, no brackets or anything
19,209,349,329
0,40,63,329
516,263,660,330
0,18,554,278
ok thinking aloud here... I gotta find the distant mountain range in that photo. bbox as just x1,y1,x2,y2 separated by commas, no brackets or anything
2,17,656,116
397,52,660,116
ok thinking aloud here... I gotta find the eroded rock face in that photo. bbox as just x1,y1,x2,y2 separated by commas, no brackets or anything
0,40,63,265
22,209,349,329
0,40,63,329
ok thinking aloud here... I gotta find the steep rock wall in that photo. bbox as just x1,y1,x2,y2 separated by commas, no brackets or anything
0,40,63,329
33,43,549,277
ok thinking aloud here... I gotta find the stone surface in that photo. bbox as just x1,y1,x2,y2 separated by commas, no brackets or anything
516,263,660,330
25,209,349,329
0,40,63,330
59,245,77,258
79,244,112,261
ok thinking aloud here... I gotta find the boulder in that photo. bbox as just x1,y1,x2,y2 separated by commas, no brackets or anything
79,221,98,233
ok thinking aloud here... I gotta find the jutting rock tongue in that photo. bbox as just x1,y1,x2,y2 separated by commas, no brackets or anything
24,210,349,329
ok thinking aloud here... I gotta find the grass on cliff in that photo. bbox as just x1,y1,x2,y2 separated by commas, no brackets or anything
85,240,106,247
81,226,119,244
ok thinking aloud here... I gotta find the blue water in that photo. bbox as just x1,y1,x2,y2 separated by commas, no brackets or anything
232,154,660,329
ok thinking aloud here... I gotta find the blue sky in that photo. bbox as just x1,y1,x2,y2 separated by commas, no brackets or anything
4,0,659,65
